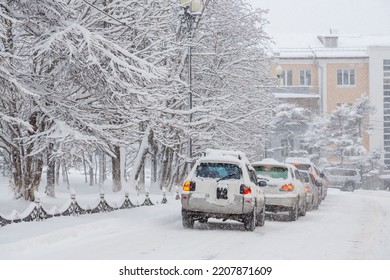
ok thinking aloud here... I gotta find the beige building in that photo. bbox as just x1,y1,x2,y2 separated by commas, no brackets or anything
269,32,390,168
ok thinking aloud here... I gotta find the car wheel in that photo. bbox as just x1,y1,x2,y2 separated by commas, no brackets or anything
299,197,307,216
344,182,355,192
256,204,266,227
289,201,299,221
182,208,194,229
244,210,256,231
313,194,319,210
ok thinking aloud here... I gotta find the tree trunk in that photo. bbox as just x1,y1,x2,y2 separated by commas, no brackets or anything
139,162,145,193
150,148,157,190
83,151,88,184
46,143,55,197
89,154,94,186
61,159,70,189
98,150,106,186
129,127,151,191
112,145,122,192
11,147,23,197
55,158,60,186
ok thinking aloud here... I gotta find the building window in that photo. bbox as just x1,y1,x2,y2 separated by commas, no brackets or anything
337,69,355,86
281,70,293,86
300,69,311,86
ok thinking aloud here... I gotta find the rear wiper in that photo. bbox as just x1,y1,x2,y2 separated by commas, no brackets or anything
217,173,237,182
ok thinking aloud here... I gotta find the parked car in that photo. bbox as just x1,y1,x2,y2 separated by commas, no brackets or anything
285,157,327,201
299,170,320,210
323,167,362,192
181,149,266,231
251,158,307,221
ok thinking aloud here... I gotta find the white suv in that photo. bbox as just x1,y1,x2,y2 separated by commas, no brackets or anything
181,149,266,231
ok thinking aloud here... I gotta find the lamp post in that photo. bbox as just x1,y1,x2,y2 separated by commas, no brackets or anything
275,65,283,86
179,0,203,165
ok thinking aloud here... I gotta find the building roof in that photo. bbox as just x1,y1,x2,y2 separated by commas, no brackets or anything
270,33,390,59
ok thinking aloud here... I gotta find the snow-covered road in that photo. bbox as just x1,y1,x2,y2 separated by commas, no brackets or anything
0,188,389,260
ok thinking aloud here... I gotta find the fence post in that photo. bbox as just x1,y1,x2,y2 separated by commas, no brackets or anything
142,192,154,206
71,192,77,216
161,190,168,204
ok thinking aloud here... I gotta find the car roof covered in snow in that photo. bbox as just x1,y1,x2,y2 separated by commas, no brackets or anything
285,157,313,165
198,149,252,167
251,158,288,168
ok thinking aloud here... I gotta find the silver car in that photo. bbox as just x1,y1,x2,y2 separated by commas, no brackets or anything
323,167,362,192
299,170,320,210
181,149,266,231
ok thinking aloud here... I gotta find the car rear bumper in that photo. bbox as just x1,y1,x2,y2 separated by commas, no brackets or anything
181,193,255,215
265,194,299,209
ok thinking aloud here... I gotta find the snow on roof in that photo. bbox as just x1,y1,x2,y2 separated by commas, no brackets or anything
252,158,283,166
205,148,245,159
270,33,390,59
285,157,312,164
201,148,250,165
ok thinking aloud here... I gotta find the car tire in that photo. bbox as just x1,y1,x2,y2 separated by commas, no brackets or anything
256,204,266,227
299,197,307,217
289,202,299,221
344,182,355,192
244,210,256,231
182,208,194,229
313,194,319,210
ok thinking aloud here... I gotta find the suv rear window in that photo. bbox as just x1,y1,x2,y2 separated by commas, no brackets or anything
292,163,311,171
325,169,357,176
253,165,288,179
196,162,241,179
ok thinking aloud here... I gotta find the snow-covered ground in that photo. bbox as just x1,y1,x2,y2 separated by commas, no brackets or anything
1,174,390,260
1,174,390,279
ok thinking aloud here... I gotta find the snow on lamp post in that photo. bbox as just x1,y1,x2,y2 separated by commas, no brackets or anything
275,65,283,86
179,0,203,167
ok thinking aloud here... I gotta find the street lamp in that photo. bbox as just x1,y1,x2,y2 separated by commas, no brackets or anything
179,0,203,165
275,65,283,86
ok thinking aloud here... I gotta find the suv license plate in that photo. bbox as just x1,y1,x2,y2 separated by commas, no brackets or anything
216,187,228,200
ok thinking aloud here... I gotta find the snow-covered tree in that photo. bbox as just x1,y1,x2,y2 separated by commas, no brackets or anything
186,0,275,162
269,103,311,159
326,95,375,165
0,0,63,201
300,115,329,164
0,0,275,199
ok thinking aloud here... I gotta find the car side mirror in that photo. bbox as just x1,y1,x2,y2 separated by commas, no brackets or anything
257,180,267,187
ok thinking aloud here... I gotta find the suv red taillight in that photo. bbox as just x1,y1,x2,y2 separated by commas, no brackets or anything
280,183,294,191
183,181,196,191
240,184,251,195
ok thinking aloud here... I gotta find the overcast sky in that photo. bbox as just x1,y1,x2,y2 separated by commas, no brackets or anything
246,0,390,35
